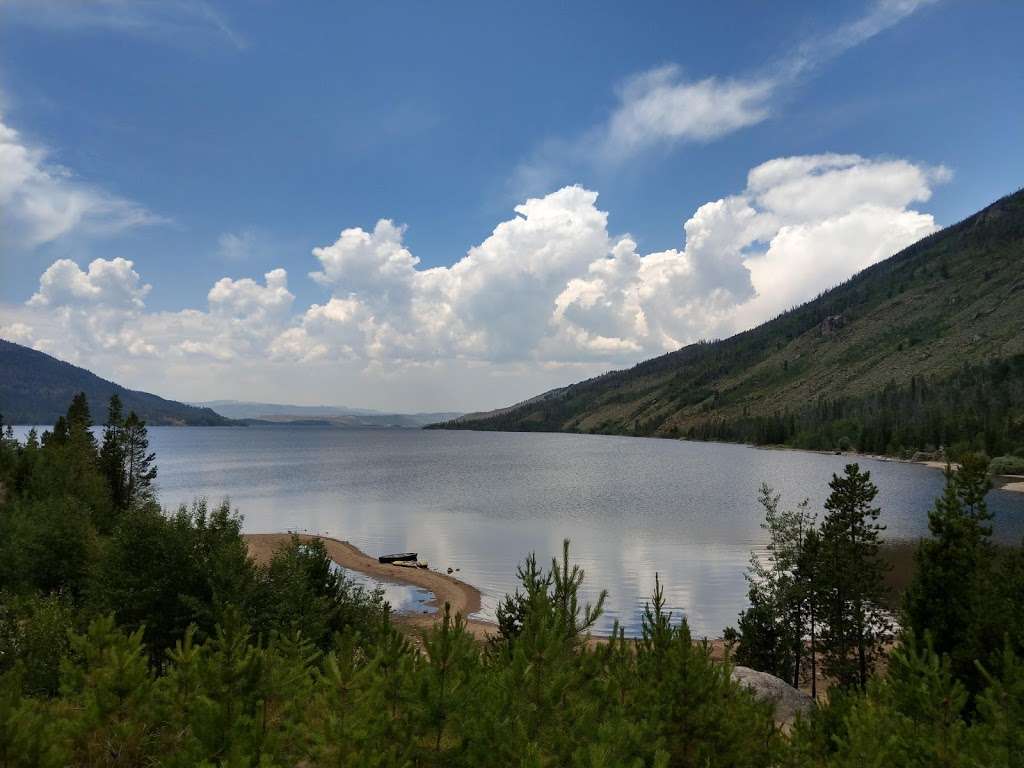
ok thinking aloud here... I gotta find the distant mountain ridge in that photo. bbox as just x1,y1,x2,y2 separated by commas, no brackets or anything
0,340,232,426
432,189,1024,455
190,400,462,428
190,401,382,419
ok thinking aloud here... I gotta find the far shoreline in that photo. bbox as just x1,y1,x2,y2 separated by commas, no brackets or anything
423,426,1024,495
746,441,1024,494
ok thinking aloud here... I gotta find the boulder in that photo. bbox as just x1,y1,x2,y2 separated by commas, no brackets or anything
731,666,814,728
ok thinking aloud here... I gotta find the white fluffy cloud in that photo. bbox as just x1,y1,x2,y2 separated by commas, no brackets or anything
9,263,295,366
4,152,950,408
208,268,293,321
28,257,151,310
0,115,163,249
274,153,948,367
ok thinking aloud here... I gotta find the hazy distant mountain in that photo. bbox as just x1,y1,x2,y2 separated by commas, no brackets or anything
191,400,382,419
434,189,1024,452
0,340,233,426
191,400,461,428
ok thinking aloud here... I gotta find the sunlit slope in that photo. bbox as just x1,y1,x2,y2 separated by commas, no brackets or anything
435,189,1024,447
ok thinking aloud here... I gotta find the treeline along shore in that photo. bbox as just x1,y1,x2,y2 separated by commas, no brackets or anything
0,392,1022,765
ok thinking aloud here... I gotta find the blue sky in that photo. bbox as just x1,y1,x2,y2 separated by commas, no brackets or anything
1,0,1022,411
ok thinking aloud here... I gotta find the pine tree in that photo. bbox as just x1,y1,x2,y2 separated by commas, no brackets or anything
903,454,993,692
44,416,69,447
832,636,970,767
817,463,890,690
419,604,479,755
64,392,98,461
122,411,157,508
99,394,128,515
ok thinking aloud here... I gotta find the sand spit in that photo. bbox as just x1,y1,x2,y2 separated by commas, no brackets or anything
243,533,495,639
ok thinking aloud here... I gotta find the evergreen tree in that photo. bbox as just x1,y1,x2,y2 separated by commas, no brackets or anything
903,454,994,693
829,636,970,767
65,392,94,446
494,539,606,651
122,411,157,508
817,464,890,690
418,604,479,755
99,394,128,517
0,415,16,485
44,416,68,447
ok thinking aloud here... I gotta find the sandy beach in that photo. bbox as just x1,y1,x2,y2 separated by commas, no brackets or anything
244,532,497,639
916,460,1024,493
751,444,1024,494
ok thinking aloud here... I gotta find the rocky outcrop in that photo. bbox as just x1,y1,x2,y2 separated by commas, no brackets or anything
819,314,845,336
732,666,815,728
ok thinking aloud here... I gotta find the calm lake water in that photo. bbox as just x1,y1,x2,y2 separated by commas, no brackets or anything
18,426,1024,636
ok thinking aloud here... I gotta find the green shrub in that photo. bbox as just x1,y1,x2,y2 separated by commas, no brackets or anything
990,455,1024,476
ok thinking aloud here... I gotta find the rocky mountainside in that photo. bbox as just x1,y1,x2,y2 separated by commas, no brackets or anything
433,189,1024,456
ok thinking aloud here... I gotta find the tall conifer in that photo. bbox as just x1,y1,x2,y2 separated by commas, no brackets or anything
817,463,890,690
122,412,157,508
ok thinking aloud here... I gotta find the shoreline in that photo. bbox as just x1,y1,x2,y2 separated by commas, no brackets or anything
241,532,737,652
243,533,497,639
746,442,1024,494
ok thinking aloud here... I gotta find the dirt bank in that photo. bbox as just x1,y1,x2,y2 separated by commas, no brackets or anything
243,533,496,639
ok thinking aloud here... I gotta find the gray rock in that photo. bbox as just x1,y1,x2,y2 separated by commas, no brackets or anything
731,666,815,728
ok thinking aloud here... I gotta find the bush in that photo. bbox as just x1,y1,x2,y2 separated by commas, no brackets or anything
990,455,1024,476
0,593,75,697
255,536,391,650
87,499,258,658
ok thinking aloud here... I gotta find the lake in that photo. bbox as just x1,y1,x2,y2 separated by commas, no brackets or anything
21,425,1024,636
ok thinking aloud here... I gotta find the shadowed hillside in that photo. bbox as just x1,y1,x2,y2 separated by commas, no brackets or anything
0,340,232,426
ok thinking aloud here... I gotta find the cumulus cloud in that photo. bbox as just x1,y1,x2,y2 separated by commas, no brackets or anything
28,257,151,310
274,153,949,367
0,114,164,249
6,153,950,407
208,268,293,321
11,261,295,367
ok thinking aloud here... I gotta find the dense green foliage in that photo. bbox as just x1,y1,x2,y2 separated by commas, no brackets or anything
0,339,232,426
903,455,1024,704
991,454,1024,475
437,189,1024,460
687,355,1024,457
1,395,1023,765
729,454,1024,765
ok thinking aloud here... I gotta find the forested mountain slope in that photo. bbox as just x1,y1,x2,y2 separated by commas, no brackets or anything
434,189,1024,456
0,339,232,426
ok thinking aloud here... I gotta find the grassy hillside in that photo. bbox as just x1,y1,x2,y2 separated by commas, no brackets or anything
434,189,1024,456
0,340,233,426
